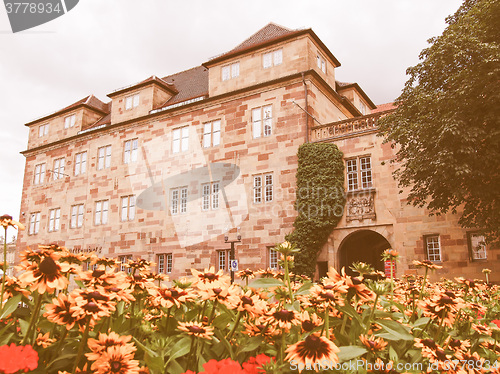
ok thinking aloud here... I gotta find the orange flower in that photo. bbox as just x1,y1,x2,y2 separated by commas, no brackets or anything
0,214,25,230
18,251,70,294
359,335,388,353
70,289,115,321
265,307,300,331
235,290,267,317
44,292,87,331
285,334,339,372
177,321,214,340
149,286,193,309
86,332,136,362
298,311,323,333
90,345,141,374
412,260,442,270
35,332,56,348
191,266,229,285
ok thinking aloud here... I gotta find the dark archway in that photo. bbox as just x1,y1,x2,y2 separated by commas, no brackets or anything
339,230,390,275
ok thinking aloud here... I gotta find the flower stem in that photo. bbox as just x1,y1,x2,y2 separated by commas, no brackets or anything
72,317,91,374
208,299,218,324
21,292,43,345
366,294,379,333
284,256,294,304
227,311,242,340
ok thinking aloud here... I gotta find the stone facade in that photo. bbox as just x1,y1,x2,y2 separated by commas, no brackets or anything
17,23,498,282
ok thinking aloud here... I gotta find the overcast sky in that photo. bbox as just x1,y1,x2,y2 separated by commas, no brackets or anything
0,0,464,234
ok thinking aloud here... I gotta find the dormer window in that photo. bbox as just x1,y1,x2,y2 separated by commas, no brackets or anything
317,54,326,73
125,94,140,110
263,49,282,69
222,62,240,81
64,114,76,129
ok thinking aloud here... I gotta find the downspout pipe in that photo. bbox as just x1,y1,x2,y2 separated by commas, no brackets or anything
302,73,309,143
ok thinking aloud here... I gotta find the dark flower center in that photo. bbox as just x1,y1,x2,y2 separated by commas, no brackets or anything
323,292,336,301
438,296,454,305
85,301,100,313
88,291,108,302
323,284,335,290
188,325,204,334
39,257,59,276
302,320,315,332
421,339,437,350
352,277,362,285
92,269,105,278
304,335,322,350
274,309,294,321
110,361,122,372
241,296,254,306
133,274,142,281
203,273,216,281
444,291,455,298
213,288,222,295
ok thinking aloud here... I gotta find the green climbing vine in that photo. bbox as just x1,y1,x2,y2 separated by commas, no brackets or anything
286,142,346,278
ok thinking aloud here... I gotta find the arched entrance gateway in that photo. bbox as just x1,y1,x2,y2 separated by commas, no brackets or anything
338,230,391,276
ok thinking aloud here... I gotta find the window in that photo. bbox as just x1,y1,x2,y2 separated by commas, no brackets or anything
317,54,326,73
253,173,273,203
124,139,138,164
97,145,112,170
125,94,140,110
39,123,49,137
202,182,219,211
34,163,46,185
48,208,60,232
70,204,84,228
468,233,487,261
53,158,65,180
217,250,229,271
64,114,76,129
157,253,173,274
172,126,189,153
118,255,133,273
222,62,240,81
425,235,442,262
95,200,109,225
74,151,87,176
269,248,279,270
170,187,187,215
263,49,282,68
346,156,373,191
28,212,40,235
121,195,136,221
360,102,367,116
203,120,221,148
252,105,272,138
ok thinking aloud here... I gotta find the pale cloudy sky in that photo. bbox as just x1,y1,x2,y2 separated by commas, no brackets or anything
0,0,463,232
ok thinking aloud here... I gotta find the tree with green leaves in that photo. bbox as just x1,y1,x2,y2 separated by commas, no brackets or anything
378,0,500,243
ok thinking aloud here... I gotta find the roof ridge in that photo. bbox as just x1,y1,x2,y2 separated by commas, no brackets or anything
230,22,296,53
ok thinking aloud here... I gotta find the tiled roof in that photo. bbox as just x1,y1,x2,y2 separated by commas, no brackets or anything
372,102,396,113
230,22,295,53
159,66,209,107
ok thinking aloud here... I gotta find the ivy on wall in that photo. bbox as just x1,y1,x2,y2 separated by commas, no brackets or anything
286,143,346,278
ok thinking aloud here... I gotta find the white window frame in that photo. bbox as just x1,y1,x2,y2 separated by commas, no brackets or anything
39,123,49,137
172,126,189,153
70,204,84,229
346,156,373,191
121,195,136,222
170,187,187,215
253,173,273,204
95,200,109,226
64,114,76,129
34,163,46,185
203,120,221,148
48,208,60,232
29,212,40,235
97,145,112,170
425,235,442,262
252,105,273,138
125,94,140,110
53,158,65,180
317,54,326,73
202,182,219,211
217,250,228,271
119,255,133,273
124,139,138,164
263,48,283,68
468,233,487,261
269,248,279,270
222,62,240,81
74,151,87,176
157,253,173,274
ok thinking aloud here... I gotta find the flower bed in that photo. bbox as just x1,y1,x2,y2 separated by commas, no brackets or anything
0,238,499,373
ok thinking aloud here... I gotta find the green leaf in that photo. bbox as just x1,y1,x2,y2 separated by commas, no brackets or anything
239,336,264,354
337,346,368,362
166,359,186,374
294,281,313,295
248,278,285,289
375,319,414,341
166,337,192,364
412,317,431,327
0,294,22,319
18,318,29,337
144,352,165,374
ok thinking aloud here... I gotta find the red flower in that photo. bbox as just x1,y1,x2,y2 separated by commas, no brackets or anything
242,354,273,374
492,319,500,329
202,358,245,374
0,344,38,373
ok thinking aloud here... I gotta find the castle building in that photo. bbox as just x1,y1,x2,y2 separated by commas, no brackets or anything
17,23,497,282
